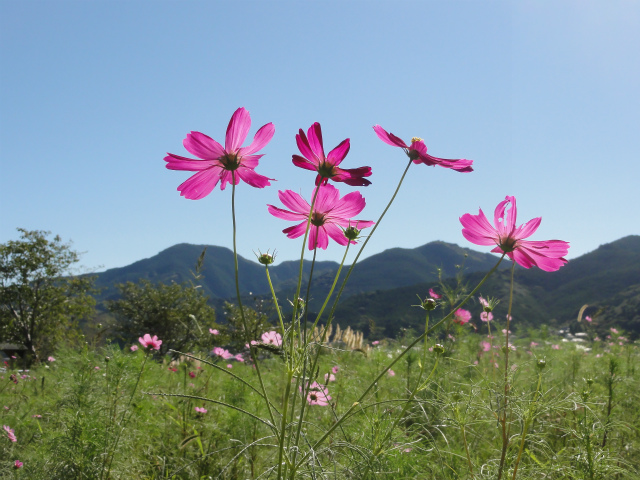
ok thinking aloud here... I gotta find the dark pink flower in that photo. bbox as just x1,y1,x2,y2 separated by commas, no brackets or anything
3,425,17,442
139,334,162,350
453,309,472,325
373,125,473,172
188,371,196,378
480,312,493,322
292,122,371,186
165,107,275,199
261,331,282,347
130,345,138,352
268,184,374,250
460,196,570,272
14,460,23,469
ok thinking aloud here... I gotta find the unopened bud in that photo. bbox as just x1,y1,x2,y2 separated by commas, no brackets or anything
586,378,594,387
423,298,437,311
536,359,546,370
581,390,590,402
105,356,110,363
433,344,445,354
344,226,361,241
258,253,275,265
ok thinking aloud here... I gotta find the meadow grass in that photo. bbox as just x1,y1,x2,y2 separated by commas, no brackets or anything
1,330,638,479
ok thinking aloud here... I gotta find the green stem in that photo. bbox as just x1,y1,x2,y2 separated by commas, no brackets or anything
264,265,286,337
511,371,543,480
497,261,516,480
230,175,277,432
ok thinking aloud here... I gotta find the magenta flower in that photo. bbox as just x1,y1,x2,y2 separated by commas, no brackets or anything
331,366,339,374
130,345,138,352
209,328,219,335
324,373,336,382
429,288,442,299
372,340,380,346
14,460,23,469
388,369,396,377
260,331,283,347
292,122,372,186
212,347,233,360
480,312,493,322
194,407,208,414
47,356,55,362
373,125,473,172
584,316,592,322
139,334,162,350
302,382,332,406
226,364,233,369
453,309,472,325
234,353,245,362
460,196,570,272
3,425,17,442
188,371,196,378
479,296,489,308
481,341,491,352
164,107,275,199
268,184,374,250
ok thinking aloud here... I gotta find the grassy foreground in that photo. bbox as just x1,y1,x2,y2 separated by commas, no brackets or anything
1,330,638,479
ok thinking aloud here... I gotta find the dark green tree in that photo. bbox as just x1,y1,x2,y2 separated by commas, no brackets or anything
107,279,218,356
0,229,96,363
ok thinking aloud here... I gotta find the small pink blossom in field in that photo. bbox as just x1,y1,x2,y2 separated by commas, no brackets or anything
530,342,539,347
209,328,219,335
609,342,614,347
234,354,244,362
32,414,42,418
261,331,283,347
606,335,611,339
594,337,600,341
448,334,456,341
460,196,569,271
195,407,208,414
212,347,233,360
268,184,374,250
502,329,511,334
585,316,592,322
139,334,162,350
506,315,512,322
494,362,500,368
14,460,23,469
479,296,489,308
453,309,471,325
164,107,275,199
619,336,626,341
324,373,336,382
130,345,138,352
3,406,8,410
527,351,533,355
429,288,442,299
48,356,55,362
388,369,396,377
168,367,178,372
481,341,491,352
94,366,100,370
304,382,332,406
3,425,17,442
11,355,16,359
373,125,473,172
403,448,413,453
474,360,479,365
552,345,560,350
226,364,233,369
596,354,602,358
487,334,495,339
372,340,380,345
428,347,433,352
610,328,619,334
480,312,493,322
293,122,371,186
331,366,339,374
250,340,259,346
188,371,196,378
619,342,624,346
188,383,195,388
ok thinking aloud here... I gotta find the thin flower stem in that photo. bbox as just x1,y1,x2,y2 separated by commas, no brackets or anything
295,254,506,470
511,371,542,480
230,175,277,431
497,261,516,480
264,265,286,337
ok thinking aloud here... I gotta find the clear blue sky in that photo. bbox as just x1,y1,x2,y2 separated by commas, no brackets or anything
1,1,638,273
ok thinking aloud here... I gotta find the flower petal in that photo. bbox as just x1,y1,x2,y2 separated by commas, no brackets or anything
283,222,308,239
236,167,272,188
325,191,366,220
332,166,372,186
292,155,318,171
313,184,341,214
514,216,541,240
326,138,350,166
177,168,222,200
460,209,498,246
225,107,251,152
278,189,311,215
307,122,325,161
268,205,308,221
238,122,275,156
164,153,216,171
296,128,320,164
311,225,329,250
373,125,408,148
324,222,350,246
183,131,225,159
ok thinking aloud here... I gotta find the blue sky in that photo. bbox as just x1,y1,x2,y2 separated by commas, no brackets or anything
1,1,638,273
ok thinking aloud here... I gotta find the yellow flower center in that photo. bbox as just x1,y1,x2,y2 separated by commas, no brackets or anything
411,137,423,143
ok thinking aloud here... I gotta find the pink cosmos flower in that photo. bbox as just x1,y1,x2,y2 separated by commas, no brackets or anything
372,340,380,345
481,341,491,352
3,425,17,442
32,415,42,418
453,309,472,325
226,364,233,369
479,296,489,308
460,196,570,272
610,328,619,334
373,125,473,172
388,369,396,377
130,345,138,352
188,371,196,378
212,347,234,360
14,460,23,469
324,373,336,382
261,331,283,347
480,312,493,322
530,342,539,347
585,316,592,323
164,107,275,199
268,184,374,250
429,288,442,299
331,366,339,374
195,407,208,414
234,354,244,362
303,382,332,406
293,122,372,186
209,328,219,335
139,334,162,350
94,366,100,370
47,356,55,362
552,345,560,350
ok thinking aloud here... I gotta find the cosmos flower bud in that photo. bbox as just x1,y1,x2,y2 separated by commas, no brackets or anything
422,298,437,311
536,359,546,370
344,226,361,241
433,344,445,354
586,378,594,387
258,253,275,265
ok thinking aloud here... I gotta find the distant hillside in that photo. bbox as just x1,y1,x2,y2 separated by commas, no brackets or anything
331,236,640,337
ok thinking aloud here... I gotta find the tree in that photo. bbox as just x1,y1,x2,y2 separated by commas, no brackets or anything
107,279,218,356
0,229,96,363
